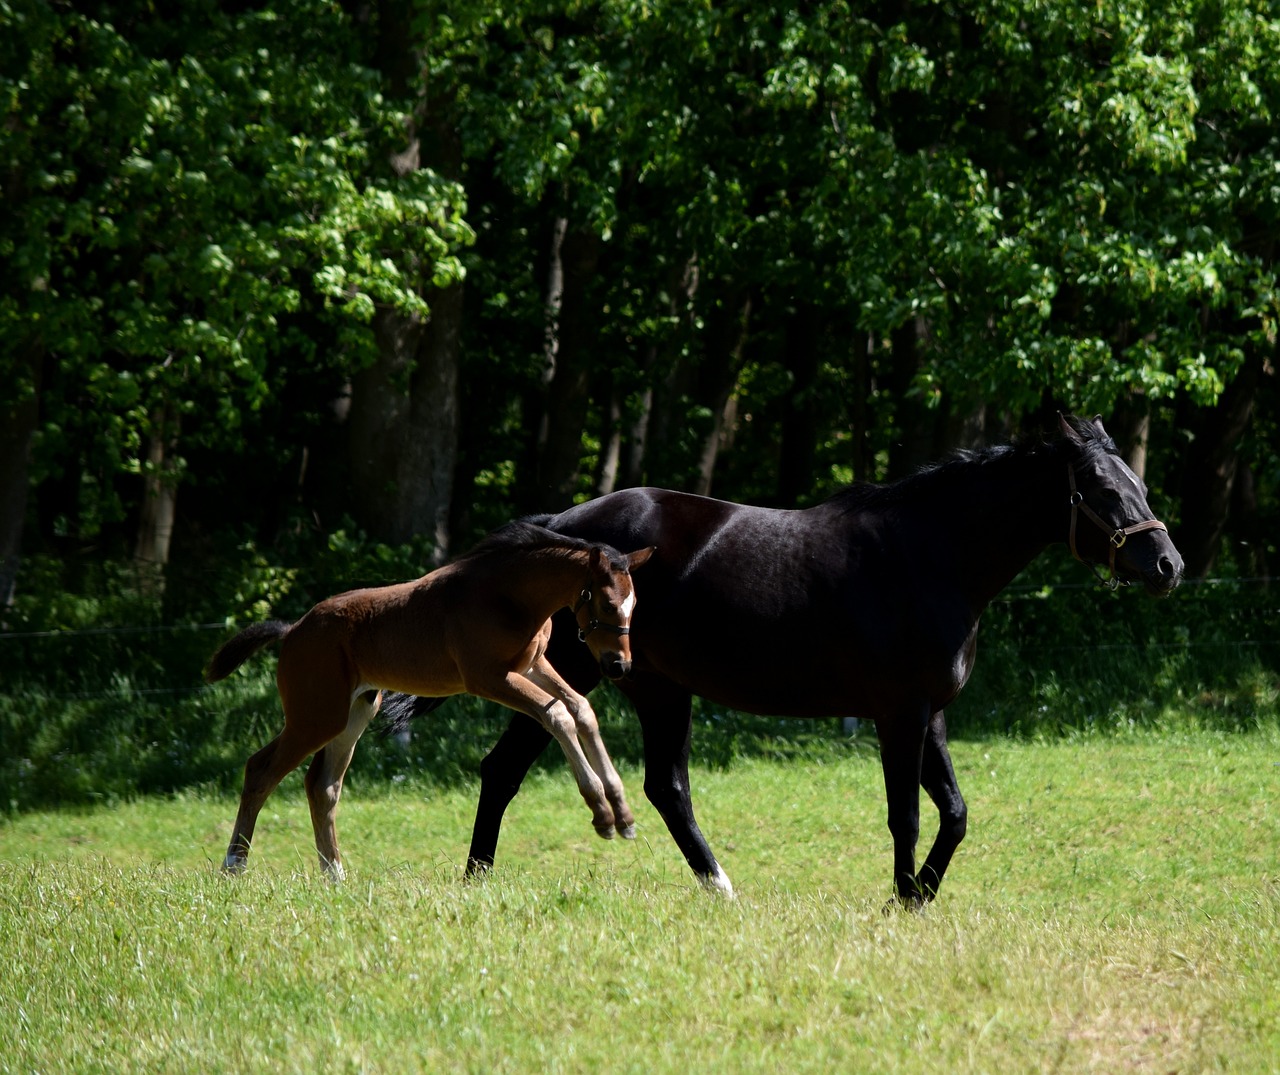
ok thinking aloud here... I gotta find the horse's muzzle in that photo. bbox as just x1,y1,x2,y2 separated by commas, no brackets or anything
1138,551,1183,596
600,653,631,680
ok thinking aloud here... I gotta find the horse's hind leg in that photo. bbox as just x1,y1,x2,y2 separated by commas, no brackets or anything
304,689,379,882
528,660,635,839
917,709,967,900
224,725,322,873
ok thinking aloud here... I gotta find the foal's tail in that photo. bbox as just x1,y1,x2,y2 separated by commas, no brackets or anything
204,620,292,682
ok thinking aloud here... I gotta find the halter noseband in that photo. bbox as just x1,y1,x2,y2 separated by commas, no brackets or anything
573,587,632,642
1067,465,1168,589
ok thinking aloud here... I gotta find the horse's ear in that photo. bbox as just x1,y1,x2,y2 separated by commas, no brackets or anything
626,546,656,571
1090,414,1108,438
1058,412,1082,442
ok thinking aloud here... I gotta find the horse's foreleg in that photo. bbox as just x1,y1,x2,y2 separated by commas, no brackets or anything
467,716,553,877
303,689,380,882
876,705,930,910
917,709,967,900
480,673,617,838
632,681,733,897
527,660,635,839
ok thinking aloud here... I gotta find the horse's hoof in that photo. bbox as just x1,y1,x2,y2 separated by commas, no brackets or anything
882,893,928,916
463,859,492,884
594,823,617,840
698,865,735,899
618,824,637,840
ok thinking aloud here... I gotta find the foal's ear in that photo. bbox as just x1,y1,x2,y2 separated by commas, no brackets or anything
625,546,656,571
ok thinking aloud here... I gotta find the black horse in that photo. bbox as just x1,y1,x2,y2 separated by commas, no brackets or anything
390,415,1183,905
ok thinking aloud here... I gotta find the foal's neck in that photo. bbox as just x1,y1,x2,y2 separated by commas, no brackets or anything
488,546,590,619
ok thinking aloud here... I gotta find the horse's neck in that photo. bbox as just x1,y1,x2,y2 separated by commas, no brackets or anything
923,449,1065,610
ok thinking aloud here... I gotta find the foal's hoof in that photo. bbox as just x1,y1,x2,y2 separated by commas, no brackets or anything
618,823,637,840
593,822,618,840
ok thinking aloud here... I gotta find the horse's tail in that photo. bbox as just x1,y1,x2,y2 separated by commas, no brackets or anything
377,692,451,738
204,620,292,682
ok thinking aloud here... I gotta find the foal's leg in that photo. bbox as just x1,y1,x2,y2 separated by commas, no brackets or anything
917,710,967,900
304,689,380,882
224,645,353,875
478,672,617,838
224,727,321,873
527,659,636,839
875,704,930,909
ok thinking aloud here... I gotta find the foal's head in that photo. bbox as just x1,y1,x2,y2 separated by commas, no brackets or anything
575,545,655,680
1060,414,1183,594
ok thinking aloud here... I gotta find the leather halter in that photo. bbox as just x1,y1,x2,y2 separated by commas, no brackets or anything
573,587,631,642
1067,464,1168,589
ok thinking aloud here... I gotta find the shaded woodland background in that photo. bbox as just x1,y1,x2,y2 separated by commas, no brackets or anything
1,2,1279,813
4,0,1279,599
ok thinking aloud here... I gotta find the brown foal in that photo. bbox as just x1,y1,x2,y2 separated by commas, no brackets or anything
205,522,653,879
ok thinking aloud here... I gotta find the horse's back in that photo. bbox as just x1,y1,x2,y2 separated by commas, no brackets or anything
547,488,933,716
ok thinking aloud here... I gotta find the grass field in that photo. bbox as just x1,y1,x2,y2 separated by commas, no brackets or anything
2,728,1277,1073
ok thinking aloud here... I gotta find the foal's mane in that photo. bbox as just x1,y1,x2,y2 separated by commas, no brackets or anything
826,419,1117,514
455,519,622,568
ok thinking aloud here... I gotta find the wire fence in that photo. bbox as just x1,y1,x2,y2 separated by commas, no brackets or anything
1,577,1277,704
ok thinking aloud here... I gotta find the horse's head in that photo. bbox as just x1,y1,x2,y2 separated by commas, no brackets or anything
1059,414,1183,595
575,544,656,679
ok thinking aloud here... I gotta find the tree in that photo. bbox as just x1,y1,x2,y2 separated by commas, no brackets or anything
0,0,471,588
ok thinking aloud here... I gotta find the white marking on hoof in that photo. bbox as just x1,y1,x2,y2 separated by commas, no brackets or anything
321,857,346,883
699,865,735,899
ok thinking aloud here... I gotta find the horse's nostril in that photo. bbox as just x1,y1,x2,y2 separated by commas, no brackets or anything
1158,555,1177,578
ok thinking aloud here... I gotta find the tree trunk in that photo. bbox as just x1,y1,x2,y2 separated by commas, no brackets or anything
341,0,463,557
595,371,623,496
620,351,654,489
886,315,940,480
399,282,461,558
133,403,181,599
777,301,821,506
1175,352,1265,578
347,308,418,537
692,295,752,498
1107,389,1151,479
532,224,600,511
0,346,40,610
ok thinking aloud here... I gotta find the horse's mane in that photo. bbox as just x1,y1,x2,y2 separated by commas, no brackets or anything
825,418,1117,514
453,518,622,567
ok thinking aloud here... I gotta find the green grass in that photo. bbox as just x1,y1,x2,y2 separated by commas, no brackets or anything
2,729,1278,1073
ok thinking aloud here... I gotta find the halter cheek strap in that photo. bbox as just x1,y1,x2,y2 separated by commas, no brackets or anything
1067,465,1168,589
573,588,632,642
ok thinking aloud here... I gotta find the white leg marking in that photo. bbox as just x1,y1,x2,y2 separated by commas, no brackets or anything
700,865,735,899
